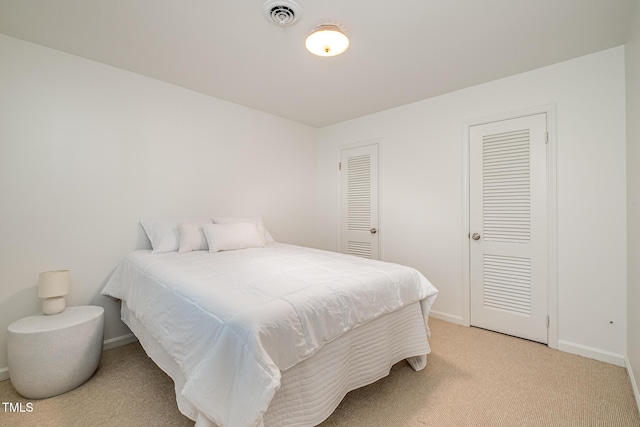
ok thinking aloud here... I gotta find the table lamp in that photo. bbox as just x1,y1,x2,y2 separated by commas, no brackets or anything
38,270,70,315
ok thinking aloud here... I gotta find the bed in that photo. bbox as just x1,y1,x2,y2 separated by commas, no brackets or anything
102,229,438,427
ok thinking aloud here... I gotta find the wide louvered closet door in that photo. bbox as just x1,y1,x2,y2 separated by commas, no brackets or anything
340,144,379,259
470,114,548,344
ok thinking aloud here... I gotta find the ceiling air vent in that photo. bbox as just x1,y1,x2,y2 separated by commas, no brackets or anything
263,0,302,26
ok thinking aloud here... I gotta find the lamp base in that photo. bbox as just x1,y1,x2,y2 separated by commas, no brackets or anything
42,297,66,315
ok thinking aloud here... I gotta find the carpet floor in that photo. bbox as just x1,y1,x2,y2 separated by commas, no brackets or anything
1,318,639,426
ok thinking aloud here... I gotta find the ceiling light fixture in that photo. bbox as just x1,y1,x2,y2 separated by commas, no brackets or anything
305,24,349,57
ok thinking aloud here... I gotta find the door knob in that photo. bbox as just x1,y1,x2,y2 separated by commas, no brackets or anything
471,233,481,240
370,228,377,234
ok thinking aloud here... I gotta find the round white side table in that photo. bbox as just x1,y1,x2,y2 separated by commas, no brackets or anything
7,305,104,399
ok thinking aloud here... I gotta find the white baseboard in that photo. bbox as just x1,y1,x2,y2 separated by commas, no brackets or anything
102,333,138,351
429,310,464,325
626,354,640,415
0,333,139,382
557,340,625,367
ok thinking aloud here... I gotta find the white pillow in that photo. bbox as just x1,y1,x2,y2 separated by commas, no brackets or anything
178,223,209,253
141,217,212,253
212,216,275,243
202,223,266,253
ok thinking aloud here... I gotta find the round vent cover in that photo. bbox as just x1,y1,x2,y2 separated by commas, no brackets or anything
263,0,302,26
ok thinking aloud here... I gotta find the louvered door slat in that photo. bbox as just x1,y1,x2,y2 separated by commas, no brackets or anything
347,154,371,232
483,254,531,315
347,241,371,258
482,129,531,243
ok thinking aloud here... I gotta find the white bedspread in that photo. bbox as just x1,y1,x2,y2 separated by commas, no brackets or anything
101,243,438,427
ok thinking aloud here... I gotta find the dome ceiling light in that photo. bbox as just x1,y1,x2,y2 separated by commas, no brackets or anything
305,24,350,57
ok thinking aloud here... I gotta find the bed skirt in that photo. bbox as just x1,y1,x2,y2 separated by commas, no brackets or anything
121,301,430,427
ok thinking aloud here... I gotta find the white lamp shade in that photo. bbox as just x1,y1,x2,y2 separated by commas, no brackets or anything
38,270,70,298
305,24,349,57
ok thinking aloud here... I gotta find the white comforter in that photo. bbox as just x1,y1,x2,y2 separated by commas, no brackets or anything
101,243,438,427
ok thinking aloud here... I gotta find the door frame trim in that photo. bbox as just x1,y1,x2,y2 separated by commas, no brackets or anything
337,139,383,260
461,105,558,349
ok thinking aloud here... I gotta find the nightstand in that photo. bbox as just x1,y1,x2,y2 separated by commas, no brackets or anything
7,305,104,399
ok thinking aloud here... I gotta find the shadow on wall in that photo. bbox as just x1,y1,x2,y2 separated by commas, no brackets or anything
2,287,41,327
89,266,131,341
88,222,151,341
135,223,152,251
1,287,42,368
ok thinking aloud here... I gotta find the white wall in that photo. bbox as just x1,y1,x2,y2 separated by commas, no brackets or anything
0,34,318,374
626,0,640,406
0,30,631,382
317,47,627,362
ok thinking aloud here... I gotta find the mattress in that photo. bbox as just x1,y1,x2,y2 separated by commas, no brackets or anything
102,243,438,426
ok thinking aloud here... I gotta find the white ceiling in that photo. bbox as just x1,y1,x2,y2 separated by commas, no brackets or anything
0,0,635,127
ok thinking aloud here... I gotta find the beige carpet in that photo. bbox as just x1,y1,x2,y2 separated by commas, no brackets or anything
1,318,639,426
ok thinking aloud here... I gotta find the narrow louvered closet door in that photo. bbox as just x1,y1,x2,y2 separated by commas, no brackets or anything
470,114,548,344
340,144,379,259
